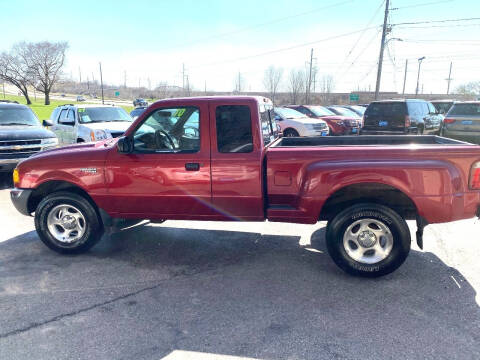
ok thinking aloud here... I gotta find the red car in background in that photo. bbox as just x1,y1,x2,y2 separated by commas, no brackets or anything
287,105,360,135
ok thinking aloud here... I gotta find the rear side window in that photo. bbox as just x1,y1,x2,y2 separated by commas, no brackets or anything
365,103,406,116
216,105,253,153
448,103,480,116
407,102,423,116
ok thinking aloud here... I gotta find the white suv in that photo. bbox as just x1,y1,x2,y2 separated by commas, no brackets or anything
274,107,329,137
47,104,133,145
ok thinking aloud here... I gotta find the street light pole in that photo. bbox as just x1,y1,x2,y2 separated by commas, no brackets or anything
415,57,425,96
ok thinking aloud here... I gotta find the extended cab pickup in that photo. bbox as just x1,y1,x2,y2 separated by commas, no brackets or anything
10,96,480,277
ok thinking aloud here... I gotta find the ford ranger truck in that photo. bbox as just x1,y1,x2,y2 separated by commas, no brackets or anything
10,96,480,277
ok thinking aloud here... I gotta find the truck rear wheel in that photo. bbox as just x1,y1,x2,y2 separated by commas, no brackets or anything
326,203,411,277
34,191,103,254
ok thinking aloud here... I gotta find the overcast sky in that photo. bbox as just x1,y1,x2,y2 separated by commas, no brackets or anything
2,0,479,94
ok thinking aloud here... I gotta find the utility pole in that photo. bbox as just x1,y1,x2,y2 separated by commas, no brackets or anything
124,71,127,88
374,0,390,100
402,59,408,95
99,62,104,105
204,80,207,95
78,67,82,83
415,56,425,96
182,63,186,92
148,77,151,90
446,62,453,95
306,48,314,103
87,76,90,90
2,82,5,99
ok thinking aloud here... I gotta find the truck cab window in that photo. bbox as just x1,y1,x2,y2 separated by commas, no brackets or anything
132,107,200,153
216,105,253,153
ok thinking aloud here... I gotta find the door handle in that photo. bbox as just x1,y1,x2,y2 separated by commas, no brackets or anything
185,163,200,171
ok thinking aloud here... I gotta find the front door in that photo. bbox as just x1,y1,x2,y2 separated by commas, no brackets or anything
104,101,212,220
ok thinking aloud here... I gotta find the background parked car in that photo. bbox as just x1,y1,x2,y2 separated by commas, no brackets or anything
133,98,148,107
130,106,148,120
44,104,133,145
337,105,366,117
0,102,57,172
76,95,85,102
361,99,442,135
431,99,455,115
287,105,360,135
327,105,364,126
441,101,480,143
274,107,329,137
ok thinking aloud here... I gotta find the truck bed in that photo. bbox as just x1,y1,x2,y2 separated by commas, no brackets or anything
273,135,470,147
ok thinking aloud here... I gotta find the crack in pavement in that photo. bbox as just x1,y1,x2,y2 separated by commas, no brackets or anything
0,282,162,340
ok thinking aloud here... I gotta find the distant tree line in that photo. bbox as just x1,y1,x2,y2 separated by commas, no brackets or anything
0,41,68,105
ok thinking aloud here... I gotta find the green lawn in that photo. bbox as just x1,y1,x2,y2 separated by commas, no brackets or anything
1,94,134,121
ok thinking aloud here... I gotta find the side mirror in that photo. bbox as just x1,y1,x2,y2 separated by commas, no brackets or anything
43,119,53,127
274,115,282,121
117,136,134,154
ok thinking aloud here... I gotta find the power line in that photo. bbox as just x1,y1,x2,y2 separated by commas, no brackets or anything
391,0,454,10
335,0,385,75
167,0,355,50
394,23,480,29
191,25,379,69
392,17,480,26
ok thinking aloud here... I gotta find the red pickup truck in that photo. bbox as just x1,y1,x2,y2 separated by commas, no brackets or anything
10,96,480,277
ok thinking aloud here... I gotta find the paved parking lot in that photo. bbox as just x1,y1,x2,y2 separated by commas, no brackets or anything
0,173,479,360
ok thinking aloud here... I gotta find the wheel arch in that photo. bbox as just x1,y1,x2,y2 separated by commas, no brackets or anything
28,180,100,218
319,182,418,221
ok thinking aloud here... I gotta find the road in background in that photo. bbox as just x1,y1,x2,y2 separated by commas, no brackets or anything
0,173,479,360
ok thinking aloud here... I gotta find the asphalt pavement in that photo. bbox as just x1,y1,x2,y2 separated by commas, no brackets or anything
0,172,479,360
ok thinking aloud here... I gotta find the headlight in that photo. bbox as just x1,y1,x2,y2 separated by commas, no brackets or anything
41,138,58,146
90,129,107,141
336,121,345,126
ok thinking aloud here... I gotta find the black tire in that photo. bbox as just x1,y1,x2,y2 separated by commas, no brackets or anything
34,191,103,254
326,203,411,277
283,128,299,137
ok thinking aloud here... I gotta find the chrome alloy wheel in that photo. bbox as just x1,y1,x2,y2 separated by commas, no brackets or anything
46,204,86,243
342,218,394,264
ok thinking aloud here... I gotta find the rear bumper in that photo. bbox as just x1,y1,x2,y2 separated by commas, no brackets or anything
442,129,480,144
10,188,33,216
360,129,410,135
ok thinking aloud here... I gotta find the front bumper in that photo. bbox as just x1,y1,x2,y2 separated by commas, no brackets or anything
10,188,33,216
0,158,22,171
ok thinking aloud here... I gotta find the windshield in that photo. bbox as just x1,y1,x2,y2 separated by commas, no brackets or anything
433,102,454,114
0,107,39,126
78,107,132,123
329,107,359,117
275,107,305,119
309,106,335,117
448,103,480,116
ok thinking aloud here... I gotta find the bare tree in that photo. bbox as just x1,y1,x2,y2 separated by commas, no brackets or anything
263,66,283,105
288,69,306,104
0,47,34,104
456,81,480,95
234,72,245,93
319,74,335,104
26,41,68,105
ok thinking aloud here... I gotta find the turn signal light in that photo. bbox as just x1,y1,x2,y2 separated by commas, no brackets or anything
13,168,19,187
405,115,411,127
469,162,480,190
444,118,456,124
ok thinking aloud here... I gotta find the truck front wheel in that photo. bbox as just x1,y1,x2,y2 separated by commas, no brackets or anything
34,191,103,254
326,203,411,277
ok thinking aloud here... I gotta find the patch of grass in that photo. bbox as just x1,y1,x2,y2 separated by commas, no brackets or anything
1,94,134,120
